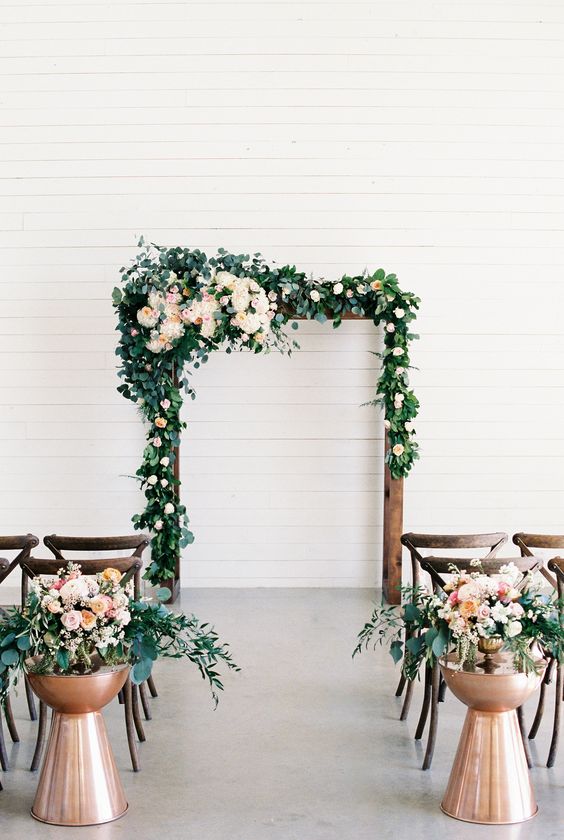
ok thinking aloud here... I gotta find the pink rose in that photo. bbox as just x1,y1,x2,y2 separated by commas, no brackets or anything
497,581,510,600
105,609,117,618
51,579,63,591
153,436,162,448
511,602,525,618
477,604,490,620
61,610,81,630
448,591,459,606
160,398,171,410
131,328,139,336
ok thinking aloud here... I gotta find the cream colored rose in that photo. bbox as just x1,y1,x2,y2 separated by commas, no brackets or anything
333,282,343,294
392,443,404,456
310,289,321,302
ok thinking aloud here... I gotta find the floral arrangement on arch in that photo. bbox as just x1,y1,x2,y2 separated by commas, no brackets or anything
113,240,420,585
0,563,238,705
354,561,564,676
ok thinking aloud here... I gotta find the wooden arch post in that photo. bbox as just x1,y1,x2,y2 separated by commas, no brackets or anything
170,314,404,605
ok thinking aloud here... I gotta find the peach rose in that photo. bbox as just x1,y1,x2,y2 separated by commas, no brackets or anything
61,610,81,631
155,417,167,429
459,599,479,619
370,280,382,291
89,595,113,615
101,568,123,585
80,610,97,630
47,600,62,614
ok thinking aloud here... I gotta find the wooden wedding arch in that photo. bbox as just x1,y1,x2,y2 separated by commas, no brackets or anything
114,243,419,605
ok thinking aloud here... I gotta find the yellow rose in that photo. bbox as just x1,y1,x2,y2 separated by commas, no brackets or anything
101,567,123,585
80,610,97,630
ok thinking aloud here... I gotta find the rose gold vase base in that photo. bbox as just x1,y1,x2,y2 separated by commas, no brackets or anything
31,710,128,826
441,708,537,825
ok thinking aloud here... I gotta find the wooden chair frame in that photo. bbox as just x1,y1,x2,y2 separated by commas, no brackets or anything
22,533,150,773
397,531,508,770
513,532,564,766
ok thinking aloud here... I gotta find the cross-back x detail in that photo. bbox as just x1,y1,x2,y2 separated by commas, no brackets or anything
512,532,564,588
0,534,39,585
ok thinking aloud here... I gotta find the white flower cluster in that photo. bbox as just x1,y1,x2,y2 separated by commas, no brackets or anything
137,270,278,352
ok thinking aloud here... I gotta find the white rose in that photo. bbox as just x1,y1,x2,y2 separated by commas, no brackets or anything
384,419,391,430
386,323,395,333
154,520,163,531
394,393,405,403
310,289,321,302
394,308,405,319
59,577,90,602
506,620,522,638
147,475,158,485
356,284,366,295
392,443,404,457
160,479,169,488
333,282,343,295
268,291,278,301
404,421,414,432
137,306,159,329
160,456,170,466
164,502,175,515
392,347,404,356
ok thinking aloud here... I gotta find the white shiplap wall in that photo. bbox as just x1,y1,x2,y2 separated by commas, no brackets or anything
1,1,563,588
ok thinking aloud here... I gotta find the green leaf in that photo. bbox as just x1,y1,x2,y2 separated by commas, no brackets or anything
403,603,421,623
405,636,424,656
1,648,19,666
112,287,123,305
16,635,32,651
56,649,69,671
0,633,15,648
156,587,171,601
389,640,403,664
131,658,153,685
431,626,449,658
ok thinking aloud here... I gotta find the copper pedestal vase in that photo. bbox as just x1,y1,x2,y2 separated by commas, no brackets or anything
439,653,545,825
27,663,129,826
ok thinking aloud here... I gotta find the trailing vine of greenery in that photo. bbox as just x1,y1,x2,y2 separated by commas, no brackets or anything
113,240,420,585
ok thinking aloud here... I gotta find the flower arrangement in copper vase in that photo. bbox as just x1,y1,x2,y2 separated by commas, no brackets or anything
0,563,238,706
354,561,564,676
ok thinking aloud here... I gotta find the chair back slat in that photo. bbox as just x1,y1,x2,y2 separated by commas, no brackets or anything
21,557,142,590
420,555,541,592
400,531,508,586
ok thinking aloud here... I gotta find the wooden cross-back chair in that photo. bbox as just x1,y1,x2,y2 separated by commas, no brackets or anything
397,531,508,770
513,532,564,767
22,533,151,773
0,534,39,788
545,557,564,769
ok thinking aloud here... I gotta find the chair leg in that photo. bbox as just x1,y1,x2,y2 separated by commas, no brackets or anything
395,672,406,698
4,695,19,743
438,674,447,703
399,678,414,721
0,710,8,771
415,666,432,740
131,683,146,742
529,677,547,740
422,665,441,770
30,701,48,772
139,682,152,721
123,679,140,772
147,674,158,698
517,705,533,769
25,676,37,721
547,664,562,768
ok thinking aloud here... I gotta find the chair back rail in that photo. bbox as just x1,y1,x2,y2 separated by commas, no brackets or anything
43,534,149,561
400,532,508,586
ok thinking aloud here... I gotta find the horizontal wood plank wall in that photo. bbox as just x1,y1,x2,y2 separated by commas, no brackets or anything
0,0,563,588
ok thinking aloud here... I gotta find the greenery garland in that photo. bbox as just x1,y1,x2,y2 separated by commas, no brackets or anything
113,240,420,585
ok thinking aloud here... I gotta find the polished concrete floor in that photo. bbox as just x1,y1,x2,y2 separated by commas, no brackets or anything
0,588,563,840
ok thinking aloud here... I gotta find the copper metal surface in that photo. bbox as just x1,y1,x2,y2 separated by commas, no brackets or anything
439,653,545,824
27,663,129,826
